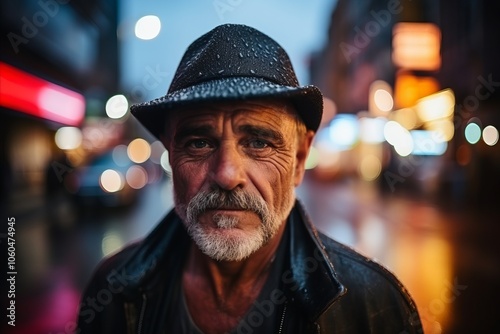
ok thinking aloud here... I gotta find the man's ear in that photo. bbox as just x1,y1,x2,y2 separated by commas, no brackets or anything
294,130,315,187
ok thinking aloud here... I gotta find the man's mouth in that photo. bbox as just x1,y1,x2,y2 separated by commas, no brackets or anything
207,206,246,211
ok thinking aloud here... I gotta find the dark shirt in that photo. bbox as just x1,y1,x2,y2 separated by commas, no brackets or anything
169,224,290,334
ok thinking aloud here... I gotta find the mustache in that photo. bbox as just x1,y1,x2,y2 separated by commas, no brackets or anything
186,188,268,223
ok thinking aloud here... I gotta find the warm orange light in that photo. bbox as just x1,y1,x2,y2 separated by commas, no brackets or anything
127,138,151,163
100,169,124,193
369,80,393,116
393,108,420,130
416,89,455,123
358,155,382,181
394,72,440,108
392,22,441,71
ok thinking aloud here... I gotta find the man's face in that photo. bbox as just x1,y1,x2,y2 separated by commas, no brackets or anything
164,100,313,261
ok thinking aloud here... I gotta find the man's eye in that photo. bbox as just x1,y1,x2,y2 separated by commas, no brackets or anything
248,140,268,149
189,139,209,149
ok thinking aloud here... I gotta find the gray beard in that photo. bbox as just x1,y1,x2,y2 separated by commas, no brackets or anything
181,188,294,261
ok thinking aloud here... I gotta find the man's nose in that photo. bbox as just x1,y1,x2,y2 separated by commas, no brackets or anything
211,142,247,190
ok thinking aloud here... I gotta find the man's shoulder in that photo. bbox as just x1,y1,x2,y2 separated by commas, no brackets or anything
318,231,410,295
315,231,422,332
84,241,143,291
86,209,186,290
100,241,142,273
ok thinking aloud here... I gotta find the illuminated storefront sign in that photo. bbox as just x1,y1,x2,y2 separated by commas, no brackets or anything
0,62,85,126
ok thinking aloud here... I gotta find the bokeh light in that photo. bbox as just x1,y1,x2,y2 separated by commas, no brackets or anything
150,140,166,164
101,231,124,257
105,94,129,119
411,130,448,156
112,144,130,167
305,146,320,170
135,15,161,40
425,119,455,142
394,136,414,156
127,138,151,163
99,169,124,193
416,89,455,122
126,165,148,189
369,80,393,116
374,89,394,112
393,108,419,130
384,121,407,146
160,151,172,174
392,22,442,71
482,125,499,146
55,127,82,150
465,122,481,144
328,114,359,150
359,117,386,143
384,122,414,157
358,155,382,181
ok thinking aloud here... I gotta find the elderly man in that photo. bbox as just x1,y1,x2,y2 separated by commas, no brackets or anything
78,24,422,333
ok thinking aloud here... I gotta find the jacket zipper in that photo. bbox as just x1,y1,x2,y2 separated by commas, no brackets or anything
278,302,287,334
137,292,147,334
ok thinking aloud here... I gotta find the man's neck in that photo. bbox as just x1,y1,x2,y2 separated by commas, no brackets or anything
181,222,287,334
186,221,286,300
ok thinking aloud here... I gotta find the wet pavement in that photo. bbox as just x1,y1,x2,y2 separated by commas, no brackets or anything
298,175,500,333
2,173,499,333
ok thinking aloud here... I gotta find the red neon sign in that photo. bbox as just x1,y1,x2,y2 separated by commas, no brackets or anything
0,62,85,126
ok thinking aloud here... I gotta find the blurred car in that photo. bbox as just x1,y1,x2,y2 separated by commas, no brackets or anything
64,150,138,208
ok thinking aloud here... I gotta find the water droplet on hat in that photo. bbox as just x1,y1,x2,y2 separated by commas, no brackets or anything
218,69,224,74
239,53,244,58
216,54,221,59
250,69,255,74
198,72,203,76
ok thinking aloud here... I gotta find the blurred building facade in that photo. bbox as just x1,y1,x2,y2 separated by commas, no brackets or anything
311,0,500,207
0,0,119,217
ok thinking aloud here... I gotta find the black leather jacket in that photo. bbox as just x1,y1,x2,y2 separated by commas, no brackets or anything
77,201,422,333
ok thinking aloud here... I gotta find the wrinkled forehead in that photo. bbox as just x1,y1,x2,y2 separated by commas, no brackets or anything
164,99,301,135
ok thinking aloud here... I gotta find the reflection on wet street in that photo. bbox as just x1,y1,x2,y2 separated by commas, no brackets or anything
3,175,499,333
298,175,500,334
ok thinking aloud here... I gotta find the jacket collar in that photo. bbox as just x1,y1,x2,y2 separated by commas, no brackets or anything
108,201,346,319
285,200,346,321
107,209,189,295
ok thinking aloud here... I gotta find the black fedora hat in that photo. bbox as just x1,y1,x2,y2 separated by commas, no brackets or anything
130,24,323,139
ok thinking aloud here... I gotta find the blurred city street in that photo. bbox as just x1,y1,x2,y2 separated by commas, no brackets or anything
2,0,500,333
2,173,499,333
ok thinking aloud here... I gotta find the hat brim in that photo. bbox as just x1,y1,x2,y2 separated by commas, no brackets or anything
130,76,323,140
